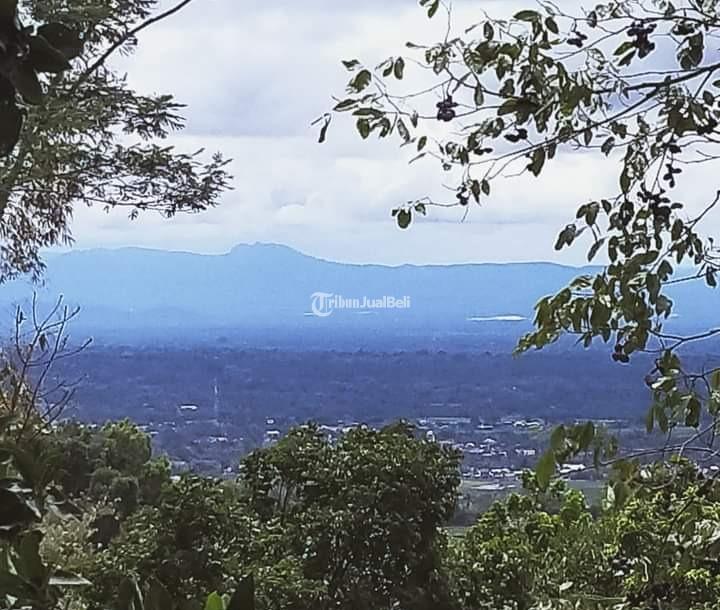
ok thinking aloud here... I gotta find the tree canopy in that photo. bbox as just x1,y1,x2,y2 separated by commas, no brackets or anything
0,0,231,280
12,1,720,609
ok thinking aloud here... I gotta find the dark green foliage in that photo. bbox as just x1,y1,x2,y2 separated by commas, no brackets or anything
0,414,90,609
50,419,171,512
9,0,720,608
16,407,720,610
240,422,461,609
82,475,253,609
0,0,80,155
0,0,231,280
448,461,720,610
63,422,461,610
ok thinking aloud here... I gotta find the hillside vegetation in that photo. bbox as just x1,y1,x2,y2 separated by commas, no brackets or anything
5,0,720,608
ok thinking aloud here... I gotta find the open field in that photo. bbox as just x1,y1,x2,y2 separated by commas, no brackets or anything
452,477,607,528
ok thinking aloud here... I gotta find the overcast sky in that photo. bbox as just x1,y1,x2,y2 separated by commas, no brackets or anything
65,0,718,266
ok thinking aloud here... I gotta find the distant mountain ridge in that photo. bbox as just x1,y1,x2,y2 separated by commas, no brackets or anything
0,243,716,337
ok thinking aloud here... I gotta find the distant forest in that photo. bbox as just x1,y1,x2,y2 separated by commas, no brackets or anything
55,343,719,427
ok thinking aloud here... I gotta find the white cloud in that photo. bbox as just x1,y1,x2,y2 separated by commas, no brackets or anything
65,0,720,266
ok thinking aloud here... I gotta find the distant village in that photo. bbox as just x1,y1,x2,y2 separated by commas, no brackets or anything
56,343,664,482
132,388,609,483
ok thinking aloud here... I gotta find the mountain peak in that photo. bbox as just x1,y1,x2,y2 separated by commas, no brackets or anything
227,242,311,259
0,246,713,336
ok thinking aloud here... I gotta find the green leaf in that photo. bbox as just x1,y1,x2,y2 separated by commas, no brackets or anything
333,99,357,112
645,404,655,433
349,69,371,92
600,137,615,156
205,592,225,610
144,578,173,610
10,63,43,105
118,578,144,610
619,168,631,194
535,450,556,491
28,35,71,73
528,147,546,176
587,238,605,262
710,391,720,415
396,209,412,229
17,530,45,586
646,273,660,301
470,180,481,202
227,574,255,610
397,118,410,142
685,395,701,428
545,17,559,34
36,23,84,60
711,369,720,390
614,40,635,56
352,108,383,118
655,294,673,317
473,85,484,107
393,57,405,79
611,480,630,508
341,59,360,71
514,10,541,22
356,119,370,139
0,487,41,529
0,101,23,158
497,99,517,115
550,425,566,452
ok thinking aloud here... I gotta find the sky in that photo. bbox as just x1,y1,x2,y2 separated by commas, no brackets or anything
65,0,719,266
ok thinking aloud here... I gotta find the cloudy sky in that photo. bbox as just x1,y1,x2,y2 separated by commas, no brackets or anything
65,0,716,266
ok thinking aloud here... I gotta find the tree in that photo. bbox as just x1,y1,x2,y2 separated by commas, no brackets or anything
50,420,171,515
241,422,461,610
0,298,100,608
101,419,152,477
321,0,720,492
0,295,90,442
0,403,90,609
445,461,720,610
0,0,231,280
0,0,78,154
448,478,611,610
81,475,254,609
37,422,462,610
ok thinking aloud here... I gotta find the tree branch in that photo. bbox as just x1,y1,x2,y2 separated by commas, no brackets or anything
69,0,197,96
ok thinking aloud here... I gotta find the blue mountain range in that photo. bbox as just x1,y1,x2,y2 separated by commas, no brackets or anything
0,243,716,340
